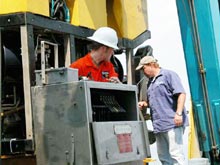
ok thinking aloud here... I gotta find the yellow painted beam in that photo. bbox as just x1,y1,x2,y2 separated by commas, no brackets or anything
0,0,49,16
188,100,201,158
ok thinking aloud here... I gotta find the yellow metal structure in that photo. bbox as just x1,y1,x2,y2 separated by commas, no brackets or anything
188,101,201,158
66,0,149,39
66,0,107,30
143,158,156,164
0,0,49,17
107,0,148,40
0,0,148,40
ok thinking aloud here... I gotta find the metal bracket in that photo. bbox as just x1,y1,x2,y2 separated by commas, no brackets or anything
41,41,59,85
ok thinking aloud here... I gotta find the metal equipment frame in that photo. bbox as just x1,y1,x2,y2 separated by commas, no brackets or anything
0,12,151,164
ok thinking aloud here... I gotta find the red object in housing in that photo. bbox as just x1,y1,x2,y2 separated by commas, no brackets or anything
116,133,133,153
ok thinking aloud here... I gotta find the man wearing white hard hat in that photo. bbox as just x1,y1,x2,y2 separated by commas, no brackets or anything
70,27,120,83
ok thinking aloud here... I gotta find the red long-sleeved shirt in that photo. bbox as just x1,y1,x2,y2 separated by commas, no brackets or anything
70,53,118,82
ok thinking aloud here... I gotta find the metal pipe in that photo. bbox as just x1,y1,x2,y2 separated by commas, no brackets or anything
139,111,151,158
0,26,2,164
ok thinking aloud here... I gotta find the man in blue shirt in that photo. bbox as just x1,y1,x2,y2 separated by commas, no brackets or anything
136,56,189,165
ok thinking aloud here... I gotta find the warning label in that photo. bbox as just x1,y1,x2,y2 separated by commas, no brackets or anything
117,133,133,153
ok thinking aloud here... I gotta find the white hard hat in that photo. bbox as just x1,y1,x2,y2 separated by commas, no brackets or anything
87,27,119,49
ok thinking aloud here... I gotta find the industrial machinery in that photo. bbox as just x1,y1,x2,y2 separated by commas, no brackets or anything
176,0,220,164
32,80,150,164
0,1,151,164
5,0,220,164
50,0,70,22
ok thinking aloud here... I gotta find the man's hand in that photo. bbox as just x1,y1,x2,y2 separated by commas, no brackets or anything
108,77,121,83
138,101,148,110
174,114,183,126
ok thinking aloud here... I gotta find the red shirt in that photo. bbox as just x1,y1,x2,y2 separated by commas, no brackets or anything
70,53,118,82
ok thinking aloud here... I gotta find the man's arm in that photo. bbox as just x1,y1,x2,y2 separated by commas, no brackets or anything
176,93,186,115
174,93,186,126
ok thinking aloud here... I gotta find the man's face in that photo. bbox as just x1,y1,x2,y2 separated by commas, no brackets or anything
103,46,114,61
142,64,154,78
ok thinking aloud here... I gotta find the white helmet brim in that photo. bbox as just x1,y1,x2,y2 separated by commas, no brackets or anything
87,27,119,50
87,36,119,50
